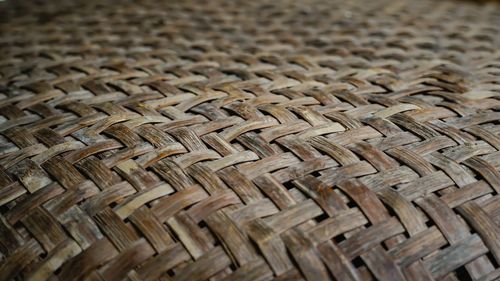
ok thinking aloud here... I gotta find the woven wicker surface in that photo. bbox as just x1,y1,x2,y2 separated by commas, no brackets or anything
0,0,499,280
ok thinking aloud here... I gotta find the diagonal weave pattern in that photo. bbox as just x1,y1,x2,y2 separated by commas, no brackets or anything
1,0,500,280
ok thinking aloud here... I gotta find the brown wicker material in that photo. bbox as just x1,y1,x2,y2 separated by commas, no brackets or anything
0,0,499,280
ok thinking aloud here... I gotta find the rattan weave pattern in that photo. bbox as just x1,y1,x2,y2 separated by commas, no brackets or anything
0,0,499,280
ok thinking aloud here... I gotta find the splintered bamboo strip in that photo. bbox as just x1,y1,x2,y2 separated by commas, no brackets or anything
0,0,499,280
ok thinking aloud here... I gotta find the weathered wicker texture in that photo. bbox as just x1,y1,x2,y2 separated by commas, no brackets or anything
0,0,499,280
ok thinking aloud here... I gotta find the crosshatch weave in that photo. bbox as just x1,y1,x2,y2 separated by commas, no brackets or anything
0,0,499,280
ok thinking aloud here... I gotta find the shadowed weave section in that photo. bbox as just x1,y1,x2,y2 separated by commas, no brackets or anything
0,0,499,280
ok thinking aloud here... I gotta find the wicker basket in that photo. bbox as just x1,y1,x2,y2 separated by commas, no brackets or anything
0,0,499,280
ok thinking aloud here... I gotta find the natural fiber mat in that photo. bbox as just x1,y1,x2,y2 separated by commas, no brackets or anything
0,0,499,280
